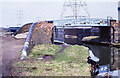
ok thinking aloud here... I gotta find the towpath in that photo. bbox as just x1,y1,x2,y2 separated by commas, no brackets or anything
1,36,25,76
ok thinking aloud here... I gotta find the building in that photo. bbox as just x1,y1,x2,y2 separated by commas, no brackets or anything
118,1,120,20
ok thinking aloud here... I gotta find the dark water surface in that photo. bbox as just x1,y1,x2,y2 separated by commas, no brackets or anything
84,44,120,77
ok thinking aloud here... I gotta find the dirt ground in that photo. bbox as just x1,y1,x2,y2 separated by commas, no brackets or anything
1,36,25,76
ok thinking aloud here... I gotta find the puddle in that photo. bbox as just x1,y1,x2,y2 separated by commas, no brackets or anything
37,55,54,61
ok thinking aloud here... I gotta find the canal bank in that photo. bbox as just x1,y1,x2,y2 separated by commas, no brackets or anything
77,31,120,77
82,36,110,45
11,44,90,76
82,35,120,48
81,35,120,77
1,36,25,76
83,43,120,77
5,22,119,77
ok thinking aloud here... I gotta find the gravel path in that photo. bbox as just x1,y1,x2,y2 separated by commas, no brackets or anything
1,36,25,76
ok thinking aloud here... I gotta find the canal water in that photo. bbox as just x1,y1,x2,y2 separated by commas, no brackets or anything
84,44,120,77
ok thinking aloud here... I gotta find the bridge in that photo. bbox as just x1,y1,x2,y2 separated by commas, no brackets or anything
53,18,112,27
53,18,119,45
18,19,119,59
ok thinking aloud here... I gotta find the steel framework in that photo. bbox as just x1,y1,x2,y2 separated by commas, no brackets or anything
17,9,23,26
61,0,90,24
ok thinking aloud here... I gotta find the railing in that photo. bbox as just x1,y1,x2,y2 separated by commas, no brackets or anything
21,22,38,60
53,18,112,26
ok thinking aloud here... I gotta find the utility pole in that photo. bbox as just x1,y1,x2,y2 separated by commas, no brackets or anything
17,9,23,26
61,0,90,24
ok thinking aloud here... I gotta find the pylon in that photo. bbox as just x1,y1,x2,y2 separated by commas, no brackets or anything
17,9,23,26
61,0,90,24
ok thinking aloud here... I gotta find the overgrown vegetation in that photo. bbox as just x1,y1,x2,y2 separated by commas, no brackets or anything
12,44,90,76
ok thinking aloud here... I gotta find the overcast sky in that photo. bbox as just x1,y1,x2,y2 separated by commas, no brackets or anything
0,0,119,27
0,0,119,2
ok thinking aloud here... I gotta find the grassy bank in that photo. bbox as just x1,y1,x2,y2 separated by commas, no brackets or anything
27,44,62,59
12,44,90,76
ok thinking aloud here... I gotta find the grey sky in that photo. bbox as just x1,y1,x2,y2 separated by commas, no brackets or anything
0,0,119,27
0,0,119,2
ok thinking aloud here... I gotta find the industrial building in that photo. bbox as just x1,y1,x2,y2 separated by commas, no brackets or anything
118,1,120,20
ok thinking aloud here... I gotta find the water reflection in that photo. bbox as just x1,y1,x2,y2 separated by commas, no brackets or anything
84,44,120,77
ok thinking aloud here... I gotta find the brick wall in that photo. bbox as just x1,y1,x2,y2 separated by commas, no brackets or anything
110,20,120,43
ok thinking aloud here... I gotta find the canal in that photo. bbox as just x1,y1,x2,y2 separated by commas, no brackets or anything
84,44,120,77
53,26,120,77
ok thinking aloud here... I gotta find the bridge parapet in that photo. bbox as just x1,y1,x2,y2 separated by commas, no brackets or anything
54,18,110,27
110,20,120,43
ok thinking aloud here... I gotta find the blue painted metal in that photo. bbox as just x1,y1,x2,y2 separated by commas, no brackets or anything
21,22,38,60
